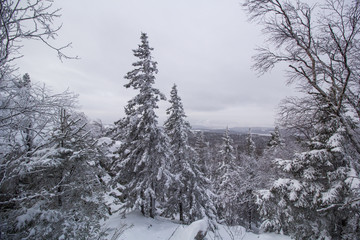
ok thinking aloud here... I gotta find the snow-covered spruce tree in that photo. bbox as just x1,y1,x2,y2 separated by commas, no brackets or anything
236,157,260,230
215,127,240,225
245,129,256,158
257,126,289,189
236,129,260,230
163,84,193,222
257,98,359,239
267,126,285,150
111,33,173,218
194,131,211,175
31,110,108,239
163,84,217,225
187,160,218,229
243,1,360,237
0,84,107,239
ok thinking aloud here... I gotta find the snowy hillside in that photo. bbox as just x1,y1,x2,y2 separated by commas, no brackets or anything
103,211,291,240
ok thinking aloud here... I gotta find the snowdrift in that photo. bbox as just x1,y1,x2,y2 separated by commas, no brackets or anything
103,211,291,240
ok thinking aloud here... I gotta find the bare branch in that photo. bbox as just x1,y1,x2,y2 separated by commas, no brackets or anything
244,0,360,154
0,0,78,70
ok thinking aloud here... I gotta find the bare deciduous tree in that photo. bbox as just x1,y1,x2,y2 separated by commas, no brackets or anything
244,1,360,238
0,0,77,73
243,0,360,153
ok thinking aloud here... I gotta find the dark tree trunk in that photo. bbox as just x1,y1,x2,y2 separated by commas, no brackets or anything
25,123,32,157
179,189,184,222
179,201,184,222
248,202,252,230
150,194,155,218
141,204,145,216
57,185,62,207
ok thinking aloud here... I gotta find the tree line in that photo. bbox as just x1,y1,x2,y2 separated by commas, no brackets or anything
1,0,359,239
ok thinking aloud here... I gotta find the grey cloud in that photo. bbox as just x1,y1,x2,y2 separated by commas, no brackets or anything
16,0,294,127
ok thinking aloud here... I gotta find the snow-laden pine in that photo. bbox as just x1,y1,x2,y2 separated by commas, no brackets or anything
214,127,239,225
257,103,360,239
0,74,107,239
163,84,217,226
111,33,173,218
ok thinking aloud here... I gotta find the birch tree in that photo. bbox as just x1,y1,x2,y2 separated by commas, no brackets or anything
244,0,360,238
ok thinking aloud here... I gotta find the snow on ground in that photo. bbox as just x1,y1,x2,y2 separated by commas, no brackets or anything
103,211,291,240
171,218,208,240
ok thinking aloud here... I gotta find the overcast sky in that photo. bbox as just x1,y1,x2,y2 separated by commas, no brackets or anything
16,0,297,128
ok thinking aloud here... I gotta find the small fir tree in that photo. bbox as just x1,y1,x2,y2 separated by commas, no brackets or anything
267,126,285,150
257,126,289,188
245,129,256,157
215,127,239,224
236,129,260,229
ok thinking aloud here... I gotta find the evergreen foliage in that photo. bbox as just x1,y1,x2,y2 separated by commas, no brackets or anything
215,127,239,225
4,0,359,237
236,153,259,230
0,75,107,239
257,126,289,188
111,33,173,218
194,131,211,175
257,101,359,239
267,126,285,150
164,84,217,225
243,0,360,237
245,129,256,158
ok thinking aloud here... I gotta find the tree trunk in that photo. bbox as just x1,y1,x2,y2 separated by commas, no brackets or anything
57,185,62,207
179,201,184,222
149,181,155,218
141,191,145,216
60,108,66,148
247,201,252,230
149,196,155,218
179,189,184,222
25,122,32,157
141,204,145,216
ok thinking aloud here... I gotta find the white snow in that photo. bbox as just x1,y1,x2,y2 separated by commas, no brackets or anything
346,168,360,191
97,137,113,146
97,137,122,153
171,218,208,240
102,211,292,240
15,202,42,231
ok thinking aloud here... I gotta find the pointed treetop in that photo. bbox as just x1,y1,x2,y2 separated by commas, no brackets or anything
134,32,154,59
124,32,159,90
219,126,235,162
165,83,191,145
268,126,285,148
166,84,186,116
221,126,232,147
170,84,179,99
245,128,256,157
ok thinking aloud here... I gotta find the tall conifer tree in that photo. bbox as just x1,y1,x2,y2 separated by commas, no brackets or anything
163,84,192,222
164,84,217,226
112,33,173,218
215,127,238,224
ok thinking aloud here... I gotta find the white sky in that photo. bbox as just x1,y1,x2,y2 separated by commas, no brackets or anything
16,0,296,128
